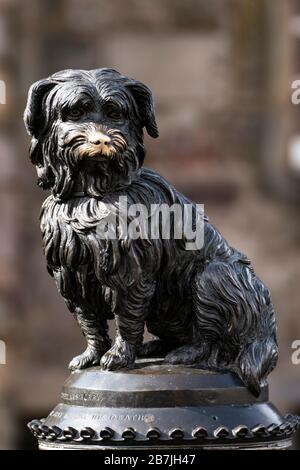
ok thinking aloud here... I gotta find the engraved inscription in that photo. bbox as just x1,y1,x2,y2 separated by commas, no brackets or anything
49,410,64,418
90,414,153,421
61,391,101,402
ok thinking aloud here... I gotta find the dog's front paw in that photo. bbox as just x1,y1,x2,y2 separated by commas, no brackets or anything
100,340,136,371
68,346,102,371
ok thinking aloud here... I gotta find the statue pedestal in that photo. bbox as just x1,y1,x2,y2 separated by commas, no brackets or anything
28,359,298,450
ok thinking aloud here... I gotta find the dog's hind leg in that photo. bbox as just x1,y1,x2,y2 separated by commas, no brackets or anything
165,343,210,366
138,337,182,358
165,259,278,396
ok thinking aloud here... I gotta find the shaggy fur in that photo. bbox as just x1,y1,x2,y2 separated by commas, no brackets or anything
24,68,278,396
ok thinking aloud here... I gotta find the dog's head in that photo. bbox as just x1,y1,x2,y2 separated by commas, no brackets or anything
24,69,158,200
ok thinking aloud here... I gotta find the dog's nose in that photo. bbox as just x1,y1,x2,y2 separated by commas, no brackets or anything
89,131,111,146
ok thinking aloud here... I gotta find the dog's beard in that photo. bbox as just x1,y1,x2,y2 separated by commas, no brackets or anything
43,124,143,201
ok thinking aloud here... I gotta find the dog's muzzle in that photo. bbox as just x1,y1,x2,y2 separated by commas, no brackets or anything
86,129,114,157
63,124,127,160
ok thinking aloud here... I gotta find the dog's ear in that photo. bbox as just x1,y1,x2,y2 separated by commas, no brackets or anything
126,80,159,138
24,78,57,188
24,78,58,172
24,78,57,139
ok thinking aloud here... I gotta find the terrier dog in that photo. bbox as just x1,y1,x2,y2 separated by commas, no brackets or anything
24,68,277,395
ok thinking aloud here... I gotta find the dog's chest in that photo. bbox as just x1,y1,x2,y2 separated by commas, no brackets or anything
40,196,139,280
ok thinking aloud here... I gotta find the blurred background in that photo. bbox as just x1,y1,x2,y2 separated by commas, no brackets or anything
0,0,300,449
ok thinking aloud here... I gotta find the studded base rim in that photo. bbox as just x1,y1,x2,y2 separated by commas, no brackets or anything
28,414,299,449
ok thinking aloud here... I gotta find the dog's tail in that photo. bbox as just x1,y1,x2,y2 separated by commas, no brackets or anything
232,331,278,396
234,271,278,396
193,258,278,396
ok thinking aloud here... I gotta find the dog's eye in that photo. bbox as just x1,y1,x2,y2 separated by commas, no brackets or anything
108,111,122,120
104,101,123,121
68,108,84,120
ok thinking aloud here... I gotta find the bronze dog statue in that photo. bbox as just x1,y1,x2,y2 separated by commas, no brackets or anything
24,68,277,396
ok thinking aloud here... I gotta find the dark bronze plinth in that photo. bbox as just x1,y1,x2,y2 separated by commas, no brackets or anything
28,359,298,450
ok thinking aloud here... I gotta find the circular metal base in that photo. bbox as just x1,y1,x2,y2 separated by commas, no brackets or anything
28,359,299,450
